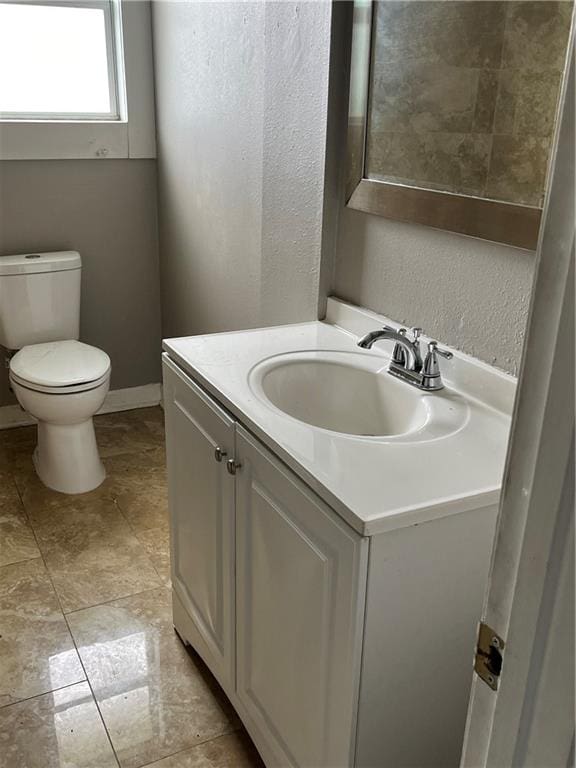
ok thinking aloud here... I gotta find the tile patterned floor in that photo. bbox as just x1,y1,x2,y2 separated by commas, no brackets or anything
0,407,263,768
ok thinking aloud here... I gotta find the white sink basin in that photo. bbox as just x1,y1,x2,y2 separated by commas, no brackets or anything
165,311,513,533
249,351,468,441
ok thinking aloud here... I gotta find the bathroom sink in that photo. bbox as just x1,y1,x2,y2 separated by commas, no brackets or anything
248,351,468,440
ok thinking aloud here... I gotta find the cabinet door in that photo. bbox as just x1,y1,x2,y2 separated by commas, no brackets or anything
163,357,235,691
235,427,368,768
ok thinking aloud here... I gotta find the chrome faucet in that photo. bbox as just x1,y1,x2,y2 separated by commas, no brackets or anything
357,325,453,391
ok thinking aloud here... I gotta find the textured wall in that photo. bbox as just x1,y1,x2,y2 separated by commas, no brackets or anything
260,1,332,325
152,0,332,338
333,209,536,374
0,159,162,405
367,0,572,206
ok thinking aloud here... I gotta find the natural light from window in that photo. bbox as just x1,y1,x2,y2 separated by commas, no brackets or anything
0,2,116,118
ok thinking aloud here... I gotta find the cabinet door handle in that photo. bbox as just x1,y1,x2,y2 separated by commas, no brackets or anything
226,458,242,475
214,447,227,462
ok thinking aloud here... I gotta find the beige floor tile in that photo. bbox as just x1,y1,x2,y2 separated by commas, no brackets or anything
67,588,237,768
0,426,36,475
145,733,264,767
0,558,85,707
113,467,169,532
106,446,167,474
95,407,165,458
0,471,20,504
136,527,171,586
19,477,117,529
0,425,37,450
107,406,164,428
0,426,37,468
0,498,40,567
102,448,168,533
123,406,165,438
14,466,116,524
14,445,166,526
31,499,162,613
0,682,118,768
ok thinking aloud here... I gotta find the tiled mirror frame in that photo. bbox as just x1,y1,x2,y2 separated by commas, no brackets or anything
344,0,559,251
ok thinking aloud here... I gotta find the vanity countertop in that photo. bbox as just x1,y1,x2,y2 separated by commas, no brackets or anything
163,299,514,536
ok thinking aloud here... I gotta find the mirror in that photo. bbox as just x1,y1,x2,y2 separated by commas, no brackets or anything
346,0,573,249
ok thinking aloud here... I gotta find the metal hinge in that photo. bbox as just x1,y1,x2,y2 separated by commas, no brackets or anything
474,622,505,691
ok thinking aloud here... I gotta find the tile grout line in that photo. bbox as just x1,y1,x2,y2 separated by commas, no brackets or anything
1,413,186,768
11,458,165,617
128,515,171,587
64,601,239,768
62,610,121,767
8,440,126,766
94,420,212,767
135,728,244,768
104,441,170,586
11,471,161,766
7,458,121,764
11,467,120,766
0,680,87,712
104,460,169,588
13,443,167,610
54,418,165,764
63,582,169,617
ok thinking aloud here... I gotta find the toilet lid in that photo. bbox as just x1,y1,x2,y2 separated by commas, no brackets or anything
10,340,111,388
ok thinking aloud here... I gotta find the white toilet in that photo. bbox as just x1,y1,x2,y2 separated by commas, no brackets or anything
0,251,111,494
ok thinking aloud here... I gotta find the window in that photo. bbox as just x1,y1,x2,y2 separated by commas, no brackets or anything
0,0,157,160
0,0,120,120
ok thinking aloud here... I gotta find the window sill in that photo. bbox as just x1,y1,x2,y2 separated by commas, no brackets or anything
0,120,134,160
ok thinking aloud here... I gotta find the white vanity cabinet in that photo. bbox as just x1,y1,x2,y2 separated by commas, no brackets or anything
163,354,498,768
164,357,367,766
163,358,236,692
235,427,367,768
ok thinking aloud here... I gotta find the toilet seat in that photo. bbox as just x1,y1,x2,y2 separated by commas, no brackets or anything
10,368,110,395
10,340,111,394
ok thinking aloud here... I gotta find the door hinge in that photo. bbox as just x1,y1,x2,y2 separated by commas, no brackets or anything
474,621,505,691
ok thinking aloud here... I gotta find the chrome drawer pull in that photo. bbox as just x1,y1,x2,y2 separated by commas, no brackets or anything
226,458,242,475
214,446,227,462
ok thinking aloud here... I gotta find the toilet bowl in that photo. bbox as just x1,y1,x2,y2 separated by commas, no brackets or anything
0,251,112,494
10,340,111,494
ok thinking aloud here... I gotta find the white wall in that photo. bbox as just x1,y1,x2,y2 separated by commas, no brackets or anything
152,0,332,338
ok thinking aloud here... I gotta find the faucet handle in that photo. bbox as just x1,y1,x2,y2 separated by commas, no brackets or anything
410,327,423,344
428,340,453,360
422,341,453,391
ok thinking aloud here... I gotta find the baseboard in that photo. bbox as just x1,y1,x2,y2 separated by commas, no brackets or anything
0,383,163,430
97,383,163,416
0,405,35,430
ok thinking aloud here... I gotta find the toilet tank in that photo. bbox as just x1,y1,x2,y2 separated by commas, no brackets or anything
0,251,82,350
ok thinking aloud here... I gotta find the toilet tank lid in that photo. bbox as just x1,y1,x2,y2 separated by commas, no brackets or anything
0,250,81,276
